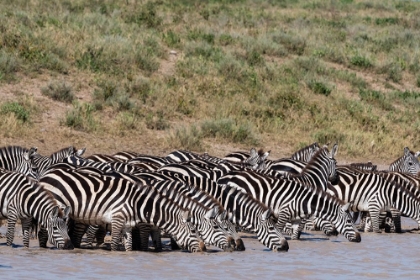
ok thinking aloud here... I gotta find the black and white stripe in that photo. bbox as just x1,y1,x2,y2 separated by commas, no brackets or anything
0,146,39,180
39,167,203,252
217,170,361,242
0,169,73,249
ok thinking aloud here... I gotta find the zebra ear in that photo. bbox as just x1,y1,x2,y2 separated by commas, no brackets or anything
63,206,71,219
341,202,352,212
77,148,86,157
51,206,59,218
331,143,338,158
205,207,218,219
261,209,271,221
227,211,233,222
261,150,271,161
182,210,191,223
217,210,227,222
404,147,410,156
249,148,257,158
415,151,420,158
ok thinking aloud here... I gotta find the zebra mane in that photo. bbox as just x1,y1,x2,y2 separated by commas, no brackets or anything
50,146,76,157
0,145,30,154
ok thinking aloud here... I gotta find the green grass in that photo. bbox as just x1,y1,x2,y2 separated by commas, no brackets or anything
2,0,420,159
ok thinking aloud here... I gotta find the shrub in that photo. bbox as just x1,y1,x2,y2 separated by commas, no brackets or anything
307,80,332,96
63,102,97,132
0,102,30,122
41,80,75,103
168,125,203,151
201,118,259,145
350,55,372,68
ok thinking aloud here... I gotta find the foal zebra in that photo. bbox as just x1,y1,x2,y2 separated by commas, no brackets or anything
39,167,203,252
0,169,73,249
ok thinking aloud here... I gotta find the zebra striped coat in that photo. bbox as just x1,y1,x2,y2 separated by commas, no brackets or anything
217,170,361,242
0,146,39,180
328,166,420,233
38,167,203,252
157,171,291,251
0,168,73,249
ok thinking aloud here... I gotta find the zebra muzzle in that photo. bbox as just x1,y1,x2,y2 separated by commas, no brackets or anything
62,239,75,250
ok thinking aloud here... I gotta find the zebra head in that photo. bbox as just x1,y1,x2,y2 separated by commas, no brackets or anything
389,147,420,175
332,202,361,243
173,210,204,253
218,210,245,251
46,205,74,249
326,143,339,185
20,148,40,181
201,206,234,252
256,209,289,251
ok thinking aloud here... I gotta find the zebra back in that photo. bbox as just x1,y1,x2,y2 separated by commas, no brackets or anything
290,142,320,162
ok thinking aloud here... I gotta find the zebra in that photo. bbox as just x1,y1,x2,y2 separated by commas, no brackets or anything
38,167,204,252
387,147,420,175
328,166,420,233
146,179,236,252
217,169,361,242
84,171,237,252
0,168,73,249
279,144,339,238
31,146,86,176
152,171,289,251
0,146,39,180
136,176,243,249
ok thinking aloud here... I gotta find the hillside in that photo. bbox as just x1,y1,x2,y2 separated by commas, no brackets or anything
1,0,419,164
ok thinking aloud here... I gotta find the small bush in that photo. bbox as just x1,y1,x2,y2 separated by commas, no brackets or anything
63,102,97,132
201,118,259,145
350,55,372,68
168,125,203,151
0,102,30,122
41,80,75,103
146,111,169,130
307,80,332,96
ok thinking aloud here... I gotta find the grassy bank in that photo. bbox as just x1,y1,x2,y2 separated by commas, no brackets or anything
0,0,419,161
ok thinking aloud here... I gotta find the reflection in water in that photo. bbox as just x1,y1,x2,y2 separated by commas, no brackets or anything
0,218,419,279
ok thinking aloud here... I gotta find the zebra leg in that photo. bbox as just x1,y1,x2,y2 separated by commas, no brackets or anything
69,222,89,248
150,226,163,252
6,207,18,247
123,227,132,251
291,219,306,240
38,227,48,248
85,225,98,248
368,207,382,233
95,225,107,246
21,218,33,248
111,219,124,251
389,208,401,233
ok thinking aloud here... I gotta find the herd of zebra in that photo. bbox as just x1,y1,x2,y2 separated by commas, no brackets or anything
0,142,420,253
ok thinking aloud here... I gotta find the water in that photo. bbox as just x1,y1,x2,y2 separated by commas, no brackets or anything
0,218,419,280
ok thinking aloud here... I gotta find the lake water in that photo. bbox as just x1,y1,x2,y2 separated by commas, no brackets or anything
0,218,419,280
